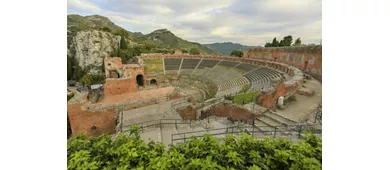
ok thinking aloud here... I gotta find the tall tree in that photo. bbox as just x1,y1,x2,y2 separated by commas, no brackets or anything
271,38,279,47
120,36,127,50
293,38,302,46
279,35,293,47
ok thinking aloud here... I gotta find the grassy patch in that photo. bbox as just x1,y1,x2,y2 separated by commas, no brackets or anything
143,59,163,73
143,58,162,64
233,91,259,104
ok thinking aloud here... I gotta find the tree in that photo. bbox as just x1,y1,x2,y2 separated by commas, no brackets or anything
279,35,293,47
120,36,127,50
79,74,94,87
182,49,188,53
230,50,243,57
271,37,279,47
264,42,272,47
293,38,302,46
189,48,200,55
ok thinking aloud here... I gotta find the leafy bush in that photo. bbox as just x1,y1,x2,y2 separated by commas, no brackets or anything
67,128,322,169
79,74,106,87
189,48,200,55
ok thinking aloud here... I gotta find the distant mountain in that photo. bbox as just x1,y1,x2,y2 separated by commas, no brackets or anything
136,29,217,55
204,42,263,56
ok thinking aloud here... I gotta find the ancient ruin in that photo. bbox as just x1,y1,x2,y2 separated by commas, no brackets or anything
67,47,322,144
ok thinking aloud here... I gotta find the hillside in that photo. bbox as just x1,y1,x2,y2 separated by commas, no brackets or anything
204,42,262,56
67,14,220,80
136,29,218,55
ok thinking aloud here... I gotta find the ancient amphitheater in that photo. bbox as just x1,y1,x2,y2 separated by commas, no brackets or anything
67,46,322,146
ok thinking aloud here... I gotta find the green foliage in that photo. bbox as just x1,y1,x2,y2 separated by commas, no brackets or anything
189,47,200,55
68,129,322,170
181,49,188,53
264,42,272,47
233,91,259,104
279,35,293,47
271,37,279,47
293,38,302,46
264,36,300,48
120,36,128,50
67,56,84,81
67,114,72,139
79,74,106,87
230,50,244,57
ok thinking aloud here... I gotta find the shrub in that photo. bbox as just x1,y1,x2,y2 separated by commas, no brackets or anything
67,128,322,170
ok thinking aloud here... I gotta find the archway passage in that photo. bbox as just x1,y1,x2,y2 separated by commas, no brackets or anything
136,74,144,86
150,79,157,86
109,70,120,78
303,61,309,71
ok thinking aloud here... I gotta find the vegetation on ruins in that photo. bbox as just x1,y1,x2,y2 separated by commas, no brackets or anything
67,126,322,170
230,50,244,57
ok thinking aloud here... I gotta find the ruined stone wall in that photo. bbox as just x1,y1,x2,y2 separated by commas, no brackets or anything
202,103,254,121
68,104,116,137
104,57,124,78
123,66,145,79
104,78,137,96
243,46,322,74
256,81,301,108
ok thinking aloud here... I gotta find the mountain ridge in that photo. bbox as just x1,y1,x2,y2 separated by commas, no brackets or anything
204,42,263,56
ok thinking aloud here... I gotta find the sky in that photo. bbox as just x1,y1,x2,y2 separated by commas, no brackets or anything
67,0,322,46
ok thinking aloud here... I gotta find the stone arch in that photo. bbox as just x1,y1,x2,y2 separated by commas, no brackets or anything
150,79,157,86
136,74,144,86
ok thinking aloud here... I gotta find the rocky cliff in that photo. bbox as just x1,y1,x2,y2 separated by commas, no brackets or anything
68,30,121,73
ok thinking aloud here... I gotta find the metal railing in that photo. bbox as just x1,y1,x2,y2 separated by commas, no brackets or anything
122,119,192,133
171,124,322,144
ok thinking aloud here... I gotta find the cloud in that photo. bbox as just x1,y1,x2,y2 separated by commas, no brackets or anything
68,0,322,46
67,0,100,12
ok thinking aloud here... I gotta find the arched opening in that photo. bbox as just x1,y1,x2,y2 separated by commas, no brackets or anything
109,70,120,78
303,61,309,71
136,74,144,87
150,79,157,86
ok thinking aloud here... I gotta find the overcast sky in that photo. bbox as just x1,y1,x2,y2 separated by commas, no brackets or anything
68,0,321,46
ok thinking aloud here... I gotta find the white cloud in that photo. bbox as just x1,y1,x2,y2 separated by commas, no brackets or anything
68,0,322,46
107,15,141,24
67,0,100,12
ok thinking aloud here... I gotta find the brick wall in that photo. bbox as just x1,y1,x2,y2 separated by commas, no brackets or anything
104,78,137,96
243,46,322,74
67,104,116,137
